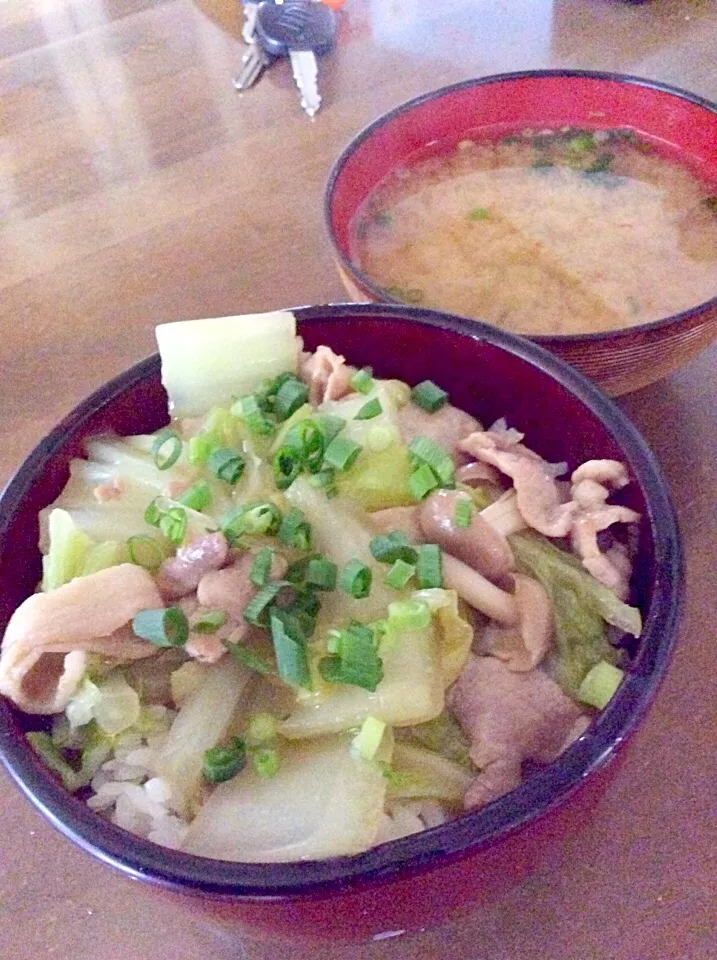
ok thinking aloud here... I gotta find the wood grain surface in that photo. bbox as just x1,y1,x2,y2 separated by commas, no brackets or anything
1,1,716,958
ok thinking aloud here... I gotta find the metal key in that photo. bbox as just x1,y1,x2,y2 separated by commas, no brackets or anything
255,0,336,117
232,40,273,90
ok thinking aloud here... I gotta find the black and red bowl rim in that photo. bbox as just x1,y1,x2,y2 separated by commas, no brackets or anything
324,69,717,345
0,304,683,899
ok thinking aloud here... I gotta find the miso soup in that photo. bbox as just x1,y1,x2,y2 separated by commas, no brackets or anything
351,129,717,335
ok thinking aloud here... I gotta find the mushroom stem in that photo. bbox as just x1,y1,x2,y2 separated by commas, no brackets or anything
480,490,527,537
441,554,519,626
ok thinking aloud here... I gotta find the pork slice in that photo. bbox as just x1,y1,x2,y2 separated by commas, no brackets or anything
447,655,584,809
157,532,229,600
196,552,287,623
299,346,352,406
398,403,481,465
0,564,163,714
460,431,576,537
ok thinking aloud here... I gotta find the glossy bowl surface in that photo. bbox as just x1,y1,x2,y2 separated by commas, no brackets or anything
0,304,682,941
325,70,717,396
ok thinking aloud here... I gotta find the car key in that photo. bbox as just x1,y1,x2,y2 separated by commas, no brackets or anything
233,39,274,90
241,1,260,45
255,0,336,117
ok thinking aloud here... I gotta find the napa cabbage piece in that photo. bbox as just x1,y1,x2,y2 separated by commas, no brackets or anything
412,588,473,687
66,673,140,735
156,311,301,418
182,733,391,862
511,532,641,695
154,659,253,817
386,743,472,806
42,509,94,590
280,619,444,738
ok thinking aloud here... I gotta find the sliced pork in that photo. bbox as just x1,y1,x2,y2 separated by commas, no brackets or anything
299,346,352,406
397,403,481,464
156,532,229,600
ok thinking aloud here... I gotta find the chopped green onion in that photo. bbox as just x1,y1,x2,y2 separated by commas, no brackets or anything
352,716,386,761
308,468,337,493
323,435,362,472
305,555,338,591
340,559,373,599
409,436,454,484
132,607,189,647
314,414,346,443
178,479,212,512
246,712,279,745
202,738,246,784
243,581,286,627
369,531,418,565
384,558,416,590
255,371,295,410
144,498,163,528
318,621,384,691
455,497,473,528
252,746,281,779
273,447,302,490
277,507,312,551
226,641,275,676
415,543,443,589
242,502,282,536
250,547,275,587
207,447,245,485
350,367,374,395
578,660,625,709
354,398,382,421
411,380,449,412
409,463,441,501
283,589,320,638
127,535,163,572
232,395,275,436
388,599,431,631
283,420,325,472
152,429,182,470
187,434,214,465
274,378,309,422
269,609,311,688
192,609,228,634
158,507,187,546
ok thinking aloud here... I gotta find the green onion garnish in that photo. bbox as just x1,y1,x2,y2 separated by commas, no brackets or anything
243,581,286,627
144,498,162,528
455,497,473,528
273,447,301,490
178,479,212,512
388,599,431,631
152,429,183,470
415,543,443,589
354,398,382,421
277,507,312,551
384,558,416,590
314,414,346,443
269,609,311,688
305,555,338,591
274,378,309,422
226,641,275,676
207,447,245,485
232,395,275,436
369,531,418,565
283,589,320,638
409,463,441,501
324,436,362,472
318,621,384,691
246,712,278,745
350,367,374,395
283,420,325,473
577,660,625,709
187,434,214,465
410,380,449,412
409,436,454,484
352,716,386,761
132,607,189,647
193,609,228,634
158,506,187,546
202,738,246,784
127,535,163,572
340,559,373,599
242,502,282,536
250,547,275,587
308,468,336,493
252,746,280,779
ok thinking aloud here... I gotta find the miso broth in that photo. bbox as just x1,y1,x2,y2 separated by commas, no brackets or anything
351,130,717,335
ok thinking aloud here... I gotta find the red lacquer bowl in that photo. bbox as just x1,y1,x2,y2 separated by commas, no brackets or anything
0,304,682,942
325,71,717,396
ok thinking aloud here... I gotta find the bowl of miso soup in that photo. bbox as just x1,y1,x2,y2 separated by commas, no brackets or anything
325,71,717,396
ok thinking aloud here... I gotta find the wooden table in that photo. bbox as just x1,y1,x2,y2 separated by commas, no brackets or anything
1,1,716,957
